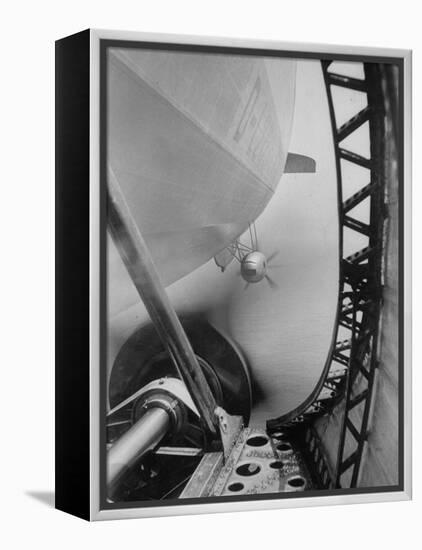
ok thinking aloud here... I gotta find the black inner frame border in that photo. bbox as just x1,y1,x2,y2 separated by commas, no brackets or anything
99,38,405,512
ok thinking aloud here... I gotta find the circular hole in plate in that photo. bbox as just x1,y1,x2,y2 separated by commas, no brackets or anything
228,482,244,492
235,463,261,477
288,476,305,488
246,435,268,447
269,460,284,469
277,443,292,452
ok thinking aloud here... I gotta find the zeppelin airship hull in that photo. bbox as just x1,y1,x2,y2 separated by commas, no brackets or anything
107,49,296,288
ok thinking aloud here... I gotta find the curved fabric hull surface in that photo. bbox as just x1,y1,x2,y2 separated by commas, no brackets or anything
107,48,296,287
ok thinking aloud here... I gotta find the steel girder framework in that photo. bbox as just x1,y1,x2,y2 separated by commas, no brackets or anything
267,61,398,489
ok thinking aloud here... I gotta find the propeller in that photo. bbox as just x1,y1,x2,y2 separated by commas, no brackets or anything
239,249,281,291
267,250,279,263
233,223,282,291
265,274,279,290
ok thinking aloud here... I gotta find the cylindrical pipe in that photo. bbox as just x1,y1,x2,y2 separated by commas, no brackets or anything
107,407,170,490
107,168,217,434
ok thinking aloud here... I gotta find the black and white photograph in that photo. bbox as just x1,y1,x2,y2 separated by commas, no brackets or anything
2,0,420,545
101,38,406,510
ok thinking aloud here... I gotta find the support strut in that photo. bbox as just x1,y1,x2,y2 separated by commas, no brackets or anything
107,168,218,435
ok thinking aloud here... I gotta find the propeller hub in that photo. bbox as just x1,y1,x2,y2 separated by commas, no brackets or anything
240,251,267,283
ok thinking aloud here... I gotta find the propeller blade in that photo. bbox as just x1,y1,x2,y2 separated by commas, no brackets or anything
267,250,279,263
265,275,279,290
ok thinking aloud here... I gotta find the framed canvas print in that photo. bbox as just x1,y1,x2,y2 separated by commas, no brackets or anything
55,29,412,521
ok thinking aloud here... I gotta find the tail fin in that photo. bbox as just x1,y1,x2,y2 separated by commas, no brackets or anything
285,153,316,173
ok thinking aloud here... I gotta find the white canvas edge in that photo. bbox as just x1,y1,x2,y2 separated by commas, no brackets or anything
88,28,412,521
